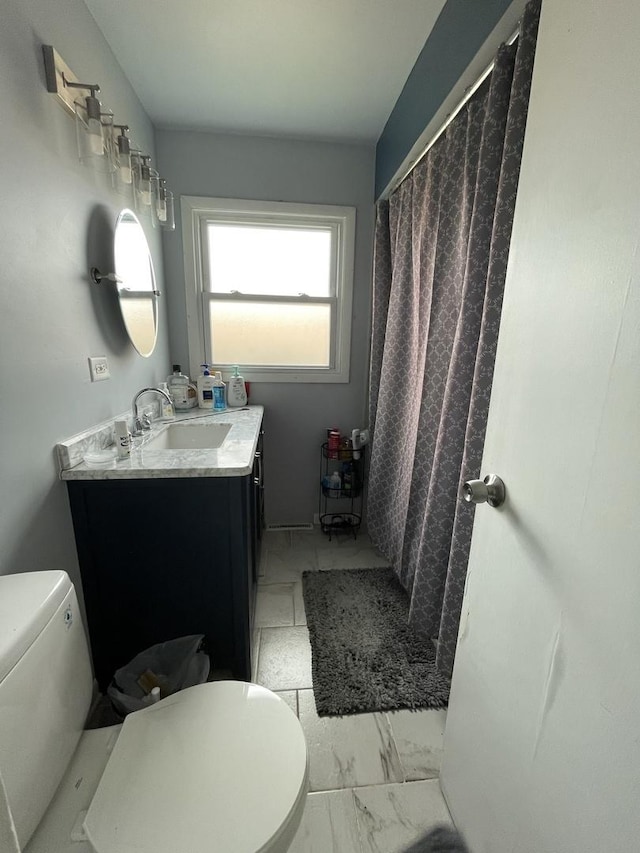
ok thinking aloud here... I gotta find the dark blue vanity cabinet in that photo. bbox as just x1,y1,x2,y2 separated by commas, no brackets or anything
67,460,263,691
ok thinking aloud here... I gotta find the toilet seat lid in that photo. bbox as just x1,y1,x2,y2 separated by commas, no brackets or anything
84,681,308,853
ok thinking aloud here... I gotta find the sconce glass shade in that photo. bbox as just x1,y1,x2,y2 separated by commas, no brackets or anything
116,127,132,184
119,155,132,185
135,156,152,207
162,190,175,231
138,180,151,206
150,176,174,230
86,117,104,155
119,159,132,184
74,103,115,173
155,179,168,222
84,92,104,156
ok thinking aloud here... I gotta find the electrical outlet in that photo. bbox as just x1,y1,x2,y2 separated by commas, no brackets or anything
88,356,110,382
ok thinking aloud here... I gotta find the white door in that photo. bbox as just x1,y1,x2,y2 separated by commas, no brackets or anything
440,1,640,851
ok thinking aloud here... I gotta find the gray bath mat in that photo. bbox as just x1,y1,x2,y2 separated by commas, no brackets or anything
302,568,450,716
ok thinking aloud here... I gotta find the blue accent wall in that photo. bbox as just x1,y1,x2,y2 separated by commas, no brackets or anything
375,0,513,198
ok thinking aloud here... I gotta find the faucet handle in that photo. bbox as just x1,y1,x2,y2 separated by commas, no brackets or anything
133,417,144,436
141,413,152,430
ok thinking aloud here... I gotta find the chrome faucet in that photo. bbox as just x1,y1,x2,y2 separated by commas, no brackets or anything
131,387,173,436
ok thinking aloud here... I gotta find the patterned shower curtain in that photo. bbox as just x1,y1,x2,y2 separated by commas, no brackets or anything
367,0,541,679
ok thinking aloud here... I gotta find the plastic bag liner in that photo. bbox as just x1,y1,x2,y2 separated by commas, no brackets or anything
107,634,210,716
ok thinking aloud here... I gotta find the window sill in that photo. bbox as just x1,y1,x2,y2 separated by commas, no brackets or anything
214,367,350,384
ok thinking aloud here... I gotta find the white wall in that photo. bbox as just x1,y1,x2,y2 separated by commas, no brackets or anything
156,131,375,525
0,0,170,597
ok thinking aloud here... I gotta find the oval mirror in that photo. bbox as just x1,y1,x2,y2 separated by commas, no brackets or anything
113,209,158,357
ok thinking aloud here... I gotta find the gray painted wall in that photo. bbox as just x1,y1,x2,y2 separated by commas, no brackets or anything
0,0,169,602
156,131,375,525
375,0,513,197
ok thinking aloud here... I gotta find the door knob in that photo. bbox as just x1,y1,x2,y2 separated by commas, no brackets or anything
462,474,506,508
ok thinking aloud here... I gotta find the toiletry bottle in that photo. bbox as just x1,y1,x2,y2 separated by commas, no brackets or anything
329,470,342,497
227,365,248,407
168,364,198,410
197,364,216,409
212,371,227,411
114,419,131,459
158,382,175,420
186,382,198,408
351,428,362,460
342,461,353,492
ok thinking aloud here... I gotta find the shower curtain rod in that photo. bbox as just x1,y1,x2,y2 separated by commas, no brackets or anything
387,25,520,197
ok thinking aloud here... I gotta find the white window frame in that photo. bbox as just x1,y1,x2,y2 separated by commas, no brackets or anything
181,196,356,383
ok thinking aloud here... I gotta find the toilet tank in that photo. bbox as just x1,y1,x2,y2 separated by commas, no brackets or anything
0,571,93,848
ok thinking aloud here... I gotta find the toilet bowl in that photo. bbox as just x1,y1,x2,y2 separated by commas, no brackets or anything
0,571,308,853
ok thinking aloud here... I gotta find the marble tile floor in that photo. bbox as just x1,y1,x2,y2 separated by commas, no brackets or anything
254,529,453,853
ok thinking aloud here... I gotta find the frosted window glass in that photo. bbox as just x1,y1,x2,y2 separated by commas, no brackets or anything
209,301,331,366
207,224,331,297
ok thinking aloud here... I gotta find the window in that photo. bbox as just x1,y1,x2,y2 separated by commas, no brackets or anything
181,197,356,382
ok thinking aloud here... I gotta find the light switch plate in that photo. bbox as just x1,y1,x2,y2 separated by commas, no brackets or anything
89,356,110,382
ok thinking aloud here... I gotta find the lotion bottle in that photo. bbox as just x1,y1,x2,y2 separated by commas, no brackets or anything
197,364,216,409
114,419,131,459
227,365,247,407
329,470,342,497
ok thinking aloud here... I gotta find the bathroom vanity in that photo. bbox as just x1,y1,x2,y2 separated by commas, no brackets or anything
59,407,264,690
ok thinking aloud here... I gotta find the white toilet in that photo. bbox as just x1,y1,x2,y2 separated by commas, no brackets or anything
0,570,308,853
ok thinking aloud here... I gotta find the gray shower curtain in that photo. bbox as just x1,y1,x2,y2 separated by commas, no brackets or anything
367,0,541,679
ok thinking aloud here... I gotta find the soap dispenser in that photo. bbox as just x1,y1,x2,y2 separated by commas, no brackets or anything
197,364,216,409
227,365,247,407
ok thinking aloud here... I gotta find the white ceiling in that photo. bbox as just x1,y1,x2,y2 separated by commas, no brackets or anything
83,0,448,143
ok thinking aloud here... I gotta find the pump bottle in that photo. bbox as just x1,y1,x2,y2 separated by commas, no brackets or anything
227,365,248,407
197,364,216,409
167,364,197,410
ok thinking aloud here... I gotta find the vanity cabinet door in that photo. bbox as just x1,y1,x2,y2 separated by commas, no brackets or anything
252,429,265,576
67,476,253,690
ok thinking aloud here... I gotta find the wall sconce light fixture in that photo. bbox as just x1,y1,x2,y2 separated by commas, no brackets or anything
42,44,175,227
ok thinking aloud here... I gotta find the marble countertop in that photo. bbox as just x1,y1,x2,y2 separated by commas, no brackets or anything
58,406,264,481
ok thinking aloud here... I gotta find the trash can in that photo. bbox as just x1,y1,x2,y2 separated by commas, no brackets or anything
107,634,210,716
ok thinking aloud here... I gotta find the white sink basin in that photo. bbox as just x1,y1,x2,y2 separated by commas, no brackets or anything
144,422,232,451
